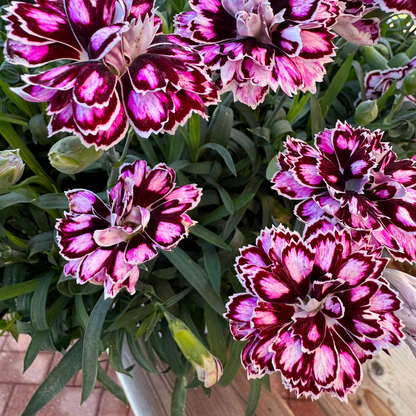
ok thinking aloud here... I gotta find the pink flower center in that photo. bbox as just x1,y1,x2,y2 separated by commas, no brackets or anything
222,0,283,43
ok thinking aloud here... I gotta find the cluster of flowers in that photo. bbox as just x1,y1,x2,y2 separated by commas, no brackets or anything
5,0,416,404
4,0,416,144
226,121,416,400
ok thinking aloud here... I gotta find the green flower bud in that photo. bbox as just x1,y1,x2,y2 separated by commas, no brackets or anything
48,136,104,174
0,149,24,188
402,70,416,96
165,313,223,387
355,100,378,126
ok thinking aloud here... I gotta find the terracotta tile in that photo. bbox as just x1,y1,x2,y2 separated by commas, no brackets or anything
5,385,101,416
0,351,53,384
96,389,129,416
288,398,326,416
0,335,8,351
3,334,32,352
4,384,37,416
0,383,15,414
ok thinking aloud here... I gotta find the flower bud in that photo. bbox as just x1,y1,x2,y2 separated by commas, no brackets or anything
402,70,416,96
355,100,378,126
0,149,24,188
48,136,104,174
165,313,223,387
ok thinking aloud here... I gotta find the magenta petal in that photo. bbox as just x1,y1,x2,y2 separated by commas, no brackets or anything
78,247,114,282
73,63,117,107
125,233,158,264
292,311,326,352
5,38,81,67
121,76,173,138
377,0,416,20
225,293,257,324
251,270,297,304
66,189,110,218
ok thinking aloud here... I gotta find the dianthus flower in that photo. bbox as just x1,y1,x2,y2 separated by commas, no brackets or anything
4,0,219,150
331,0,380,46
272,122,416,262
375,0,416,19
56,160,201,298
174,0,338,108
363,57,416,102
225,223,403,400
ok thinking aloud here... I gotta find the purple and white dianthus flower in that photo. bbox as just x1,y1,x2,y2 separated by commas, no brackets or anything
363,57,416,102
4,0,219,150
56,160,202,298
272,121,416,263
330,0,381,46
174,0,338,108
225,223,403,400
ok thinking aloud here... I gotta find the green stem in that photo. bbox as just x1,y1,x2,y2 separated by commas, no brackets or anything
120,128,134,164
384,94,405,124
107,147,120,189
264,93,288,128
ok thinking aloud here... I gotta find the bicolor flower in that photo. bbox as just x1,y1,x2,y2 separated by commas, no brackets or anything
331,1,380,46
382,268,416,357
375,0,416,20
225,223,403,400
363,57,416,102
4,0,219,150
272,121,416,263
56,160,201,298
174,0,337,108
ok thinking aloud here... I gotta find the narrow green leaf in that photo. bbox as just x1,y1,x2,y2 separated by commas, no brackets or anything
204,302,227,364
0,78,33,117
81,295,113,404
164,247,225,315
189,224,231,251
135,314,154,339
0,193,33,211
105,304,154,333
320,53,354,117
144,311,160,341
163,287,193,308
218,340,245,387
310,94,324,137
200,194,255,226
31,271,54,331
97,364,129,405
198,143,237,176
37,194,69,210
224,176,263,238
210,105,233,147
188,113,200,159
200,241,221,295
22,339,84,416
27,231,54,258
24,330,49,372
168,129,185,164
245,379,263,416
171,362,191,416
377,81,397,112
126,332,159,373
75,295,89,330
0,279,41,302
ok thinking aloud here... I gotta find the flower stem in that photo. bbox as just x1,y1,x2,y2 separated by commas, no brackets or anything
107,147,120,189
384,94,405,124
120,128,134,164
264,93,287,128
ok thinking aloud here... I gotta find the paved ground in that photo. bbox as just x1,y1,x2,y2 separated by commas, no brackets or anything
0,334,132,416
